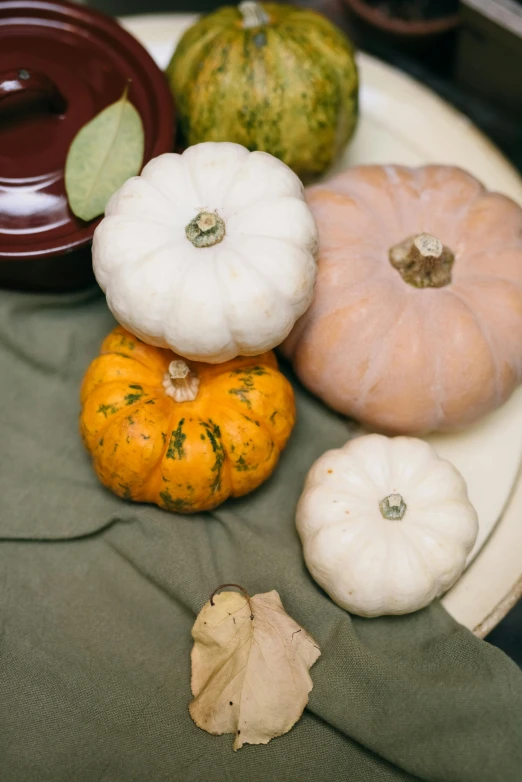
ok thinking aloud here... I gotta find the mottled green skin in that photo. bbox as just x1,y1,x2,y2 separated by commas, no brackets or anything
166,3,359,180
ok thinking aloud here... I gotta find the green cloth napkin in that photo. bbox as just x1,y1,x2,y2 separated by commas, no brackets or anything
1,287,521,782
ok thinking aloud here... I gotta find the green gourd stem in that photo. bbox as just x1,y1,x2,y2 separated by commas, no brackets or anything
379,493,407,521
389,233,455,288
239,0,269,28
185,211,226,248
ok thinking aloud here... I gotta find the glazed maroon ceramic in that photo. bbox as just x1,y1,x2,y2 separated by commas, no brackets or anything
0,0,175,291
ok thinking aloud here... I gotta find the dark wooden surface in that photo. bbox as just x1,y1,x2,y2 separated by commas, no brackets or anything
457,1,522,115
462,0,522,34
82,0,522,666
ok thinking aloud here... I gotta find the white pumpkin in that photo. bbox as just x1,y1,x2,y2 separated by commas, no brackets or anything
93,142,318,363
296,434,478,617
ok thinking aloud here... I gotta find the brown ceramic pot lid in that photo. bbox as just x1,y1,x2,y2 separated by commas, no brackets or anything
0,0,174,262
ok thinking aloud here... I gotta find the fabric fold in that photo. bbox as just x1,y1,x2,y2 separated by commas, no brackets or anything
0,289,521,782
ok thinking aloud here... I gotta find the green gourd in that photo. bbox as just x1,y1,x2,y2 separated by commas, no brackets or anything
166,2,358,180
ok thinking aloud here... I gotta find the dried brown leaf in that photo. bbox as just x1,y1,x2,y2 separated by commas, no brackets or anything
189,588,320,750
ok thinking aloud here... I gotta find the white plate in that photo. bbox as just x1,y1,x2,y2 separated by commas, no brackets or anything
121,13,522,634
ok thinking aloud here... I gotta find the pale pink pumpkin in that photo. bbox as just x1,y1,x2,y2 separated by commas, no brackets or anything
282,165,522,435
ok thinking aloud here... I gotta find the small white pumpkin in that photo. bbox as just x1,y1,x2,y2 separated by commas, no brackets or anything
93,142,318,363
296,434,478,617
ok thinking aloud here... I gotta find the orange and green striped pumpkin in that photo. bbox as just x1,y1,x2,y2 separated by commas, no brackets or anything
166,1,359,180
80,327,295,514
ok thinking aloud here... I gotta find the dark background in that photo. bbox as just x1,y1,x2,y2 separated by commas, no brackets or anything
81,0,522,666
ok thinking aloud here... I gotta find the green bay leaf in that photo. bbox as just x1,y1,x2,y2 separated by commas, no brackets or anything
65,86,145,222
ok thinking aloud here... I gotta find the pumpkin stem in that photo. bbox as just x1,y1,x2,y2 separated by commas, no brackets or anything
163,360,200,402
379,493,407,521
389,233,454,288
239,1,269,28
185,211,226,248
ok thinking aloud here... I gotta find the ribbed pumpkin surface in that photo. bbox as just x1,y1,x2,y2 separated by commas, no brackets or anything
80,327,295,513
167,3,358,179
